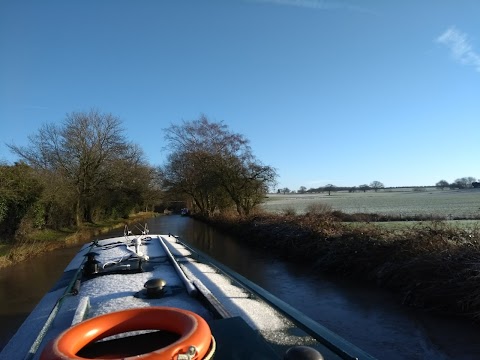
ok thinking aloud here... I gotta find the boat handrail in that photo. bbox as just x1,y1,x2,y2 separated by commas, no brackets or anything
133,223,149,235
23,243,95,360
158,236,197,296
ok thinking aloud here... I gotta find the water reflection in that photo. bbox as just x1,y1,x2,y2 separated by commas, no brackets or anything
0,245,81,350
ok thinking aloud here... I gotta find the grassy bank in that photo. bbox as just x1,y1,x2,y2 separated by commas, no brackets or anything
0,212,156,269
201,211,480,320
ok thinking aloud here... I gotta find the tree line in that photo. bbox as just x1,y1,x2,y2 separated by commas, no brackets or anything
279,181,385,195
2,110,161,241
435,177,479,190
4,108,476,243
279,177,480,195
1,111,277,242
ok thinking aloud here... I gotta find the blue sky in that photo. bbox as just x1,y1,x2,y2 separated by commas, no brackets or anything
1,0,479,191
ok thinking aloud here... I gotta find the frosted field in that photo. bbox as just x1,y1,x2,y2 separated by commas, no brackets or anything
261,188,480,218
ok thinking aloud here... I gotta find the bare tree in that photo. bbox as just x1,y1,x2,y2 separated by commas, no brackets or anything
435,180,449,190
370,181,384,192
324,184,336,196
359,184,370,193
160,151,227,216
454,177,477,189
219,154,276,215
161,116,277,216
8,109,143,225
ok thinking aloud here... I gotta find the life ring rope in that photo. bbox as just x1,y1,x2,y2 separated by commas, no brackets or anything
40,306,213,360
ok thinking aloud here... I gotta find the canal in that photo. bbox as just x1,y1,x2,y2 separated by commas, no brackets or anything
1,215,479,359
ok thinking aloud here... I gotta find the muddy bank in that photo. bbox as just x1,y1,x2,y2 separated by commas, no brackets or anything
200,212,480,320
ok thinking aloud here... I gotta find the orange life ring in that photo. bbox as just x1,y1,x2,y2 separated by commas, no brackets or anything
40,306,212,360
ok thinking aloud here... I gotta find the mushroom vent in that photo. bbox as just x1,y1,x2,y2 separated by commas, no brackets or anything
85,252,99,261
284,346,324,360
144,278,167,298
84,252,101,275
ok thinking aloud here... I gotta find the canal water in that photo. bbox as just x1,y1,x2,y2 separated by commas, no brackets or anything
1,215,479,359
0,244,82,352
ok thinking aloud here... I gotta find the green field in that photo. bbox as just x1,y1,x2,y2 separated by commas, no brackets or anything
262,188,480,219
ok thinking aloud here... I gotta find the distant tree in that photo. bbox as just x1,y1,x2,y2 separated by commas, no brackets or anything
281,188,291,194
435,180,449,190
453,177,476,189
359,184,370,193
348,186,357,193
324,184,336,196
370,181,385,192
465,177,477,188
298,186,307,194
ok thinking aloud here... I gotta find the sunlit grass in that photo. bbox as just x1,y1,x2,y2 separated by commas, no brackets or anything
263,189,480,219
26,229,75,243
345,219,480,231
0,244,11,257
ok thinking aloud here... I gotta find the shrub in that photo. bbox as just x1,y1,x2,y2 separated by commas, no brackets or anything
305,202,333,215
0,163,43,241
281,206,297,216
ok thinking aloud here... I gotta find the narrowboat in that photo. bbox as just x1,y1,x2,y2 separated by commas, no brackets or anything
1,224,376,360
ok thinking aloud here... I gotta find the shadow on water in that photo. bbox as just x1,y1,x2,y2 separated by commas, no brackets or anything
1,215,479,359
